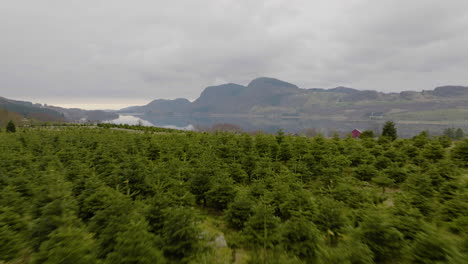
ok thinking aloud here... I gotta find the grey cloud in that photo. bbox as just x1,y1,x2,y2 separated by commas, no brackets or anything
1,0,468,106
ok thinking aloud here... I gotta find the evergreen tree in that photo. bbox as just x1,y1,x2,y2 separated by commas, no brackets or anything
225,190,254,229
32,226,99,264
205,175,236,210
317,239,374,264
404,173,436,216
243,202,281,249
443,128,455,139
455,128,464,140
281,216,320,261
406,226,461,264
88,191,135,258
276,128,285,145
6,120,16,133
452,139,468,167
147,192,173,234
359,212,404,263
381,121,397,141
105,220,166,264
161,207,201,263
29,169,79,249
359,130,375,139
2,123,468,263
422,141,445,161
313,198,348,245
0,207,27,262
372,174,394,193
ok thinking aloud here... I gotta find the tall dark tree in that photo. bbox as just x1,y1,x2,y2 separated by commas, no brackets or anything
443,128,455,139
381,121,397,141
6,120,16,133
455,128,464,140
452,139,468,167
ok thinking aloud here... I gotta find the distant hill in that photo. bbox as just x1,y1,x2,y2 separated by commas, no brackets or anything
430,86,468,97
120,77,468,123
0,96,118,123
0,97,65,122
120,98,191,114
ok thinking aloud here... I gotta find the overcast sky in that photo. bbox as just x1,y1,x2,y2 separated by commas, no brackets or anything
2,0,468,108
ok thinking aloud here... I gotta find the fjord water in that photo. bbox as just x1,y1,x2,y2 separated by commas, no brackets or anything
105,113,461,137
105,114,195,131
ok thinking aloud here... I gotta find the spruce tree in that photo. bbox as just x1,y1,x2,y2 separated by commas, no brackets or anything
381,121,397,140
452,139,468,167
406,225,460,264
281,216,320,261
161,207,201,263
443,128,455,139
105,220,166,264
359,213,404,263
6,120,16,133
32,226,99,264
455,128,464,139
359,130,375,139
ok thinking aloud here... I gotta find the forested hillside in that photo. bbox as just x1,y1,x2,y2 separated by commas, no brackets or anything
1,126,467,263
0,97,118,123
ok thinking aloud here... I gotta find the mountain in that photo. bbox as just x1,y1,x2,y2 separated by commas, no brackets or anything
120,98,191,114
0,97,65,122
191,77,300,113
191,83,245,113
0,96,118,123
121,77,468,123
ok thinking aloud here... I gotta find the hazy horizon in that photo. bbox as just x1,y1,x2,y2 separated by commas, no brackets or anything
7,76,468,110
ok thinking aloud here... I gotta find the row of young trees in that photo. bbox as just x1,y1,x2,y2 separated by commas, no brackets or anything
0,124,467,263
443,127,465,140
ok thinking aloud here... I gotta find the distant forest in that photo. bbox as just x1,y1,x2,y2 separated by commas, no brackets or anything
1,122,467,263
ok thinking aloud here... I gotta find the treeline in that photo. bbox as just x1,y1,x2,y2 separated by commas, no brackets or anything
443,127,465,140
97,123,185,133
0,126,467,263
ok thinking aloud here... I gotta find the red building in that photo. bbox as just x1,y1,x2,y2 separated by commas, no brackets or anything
351,129,362,138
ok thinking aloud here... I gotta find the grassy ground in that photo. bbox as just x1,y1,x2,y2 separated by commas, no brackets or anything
388,108,468,121
196,209,251,264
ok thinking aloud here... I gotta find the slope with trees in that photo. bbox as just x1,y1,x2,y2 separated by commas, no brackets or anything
0,124,467,263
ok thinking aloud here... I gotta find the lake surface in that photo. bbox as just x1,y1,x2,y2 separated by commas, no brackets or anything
105,114,195,131
105,113,465,138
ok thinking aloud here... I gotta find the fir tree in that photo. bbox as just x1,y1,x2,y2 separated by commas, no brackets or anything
6,120,16,133
455,128,464,139
381,121,397,140
32,226,99,264
105,220,166,264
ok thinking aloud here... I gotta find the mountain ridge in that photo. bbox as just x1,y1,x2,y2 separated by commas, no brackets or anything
0,96,118,123
119,77,468,123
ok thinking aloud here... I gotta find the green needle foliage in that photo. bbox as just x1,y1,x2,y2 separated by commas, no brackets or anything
0,125,467,263
32,226,99,264
381,121,398,141
6,120,16,133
